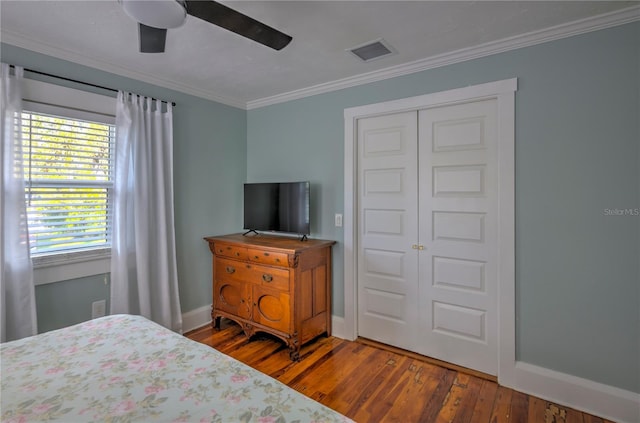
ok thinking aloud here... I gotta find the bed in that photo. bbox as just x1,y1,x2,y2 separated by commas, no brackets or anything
0,314,353,422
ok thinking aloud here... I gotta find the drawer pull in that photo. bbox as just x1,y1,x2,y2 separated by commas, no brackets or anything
264,252,270,256
262,274,273,283
235,252,240,256
254,255,260,260
225,266,236,274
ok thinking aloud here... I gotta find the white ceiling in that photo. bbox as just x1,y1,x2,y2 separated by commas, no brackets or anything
1,1,638,109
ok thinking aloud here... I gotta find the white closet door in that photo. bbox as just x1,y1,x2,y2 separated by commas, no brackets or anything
356,99,499,376
417,99,499,375
357,111,419,350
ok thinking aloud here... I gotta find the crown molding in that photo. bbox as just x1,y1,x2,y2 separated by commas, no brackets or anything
2,5,638,111
246,5,640,110
0,30,247,110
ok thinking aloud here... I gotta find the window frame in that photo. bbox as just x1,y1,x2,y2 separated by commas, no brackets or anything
21,78,116,285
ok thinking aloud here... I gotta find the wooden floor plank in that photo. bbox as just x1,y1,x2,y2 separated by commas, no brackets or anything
320,348,390,414
436,373,470,422
224,334,284,364
186,322,613,423
351,355,416,422
527,396,548,423
510,390,530,422
255,336,342,378
470,379,499,422
384,361,446,423
416,367,458,422
345,354,411,421
278,339,350,385
582,414,606,423
286,341,368,397
447,373,484,423
489,385,514,423
565,407,586,423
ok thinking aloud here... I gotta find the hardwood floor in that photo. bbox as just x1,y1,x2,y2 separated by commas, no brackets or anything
186,319,614,423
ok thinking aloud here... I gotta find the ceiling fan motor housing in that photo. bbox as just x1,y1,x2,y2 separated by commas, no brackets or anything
120,0,187,29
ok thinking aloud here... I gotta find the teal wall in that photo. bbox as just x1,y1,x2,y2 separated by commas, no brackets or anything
1,43,247,331
35,274,110,333
247,23,639,393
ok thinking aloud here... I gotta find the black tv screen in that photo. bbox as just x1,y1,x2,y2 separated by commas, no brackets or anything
243,182,310,235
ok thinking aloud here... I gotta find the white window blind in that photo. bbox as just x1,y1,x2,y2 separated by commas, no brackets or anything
21,111,115,256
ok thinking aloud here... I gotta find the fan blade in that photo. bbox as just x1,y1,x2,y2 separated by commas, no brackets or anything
138,23,167,53
185,1,292,51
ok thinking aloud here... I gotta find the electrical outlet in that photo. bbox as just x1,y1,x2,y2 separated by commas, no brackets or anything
92,300,106,319
335,213,343,227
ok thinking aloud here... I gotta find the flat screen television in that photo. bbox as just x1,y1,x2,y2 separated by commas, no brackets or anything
243,181,310,236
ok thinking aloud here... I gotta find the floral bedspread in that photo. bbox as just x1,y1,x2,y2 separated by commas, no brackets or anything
1,314,352,423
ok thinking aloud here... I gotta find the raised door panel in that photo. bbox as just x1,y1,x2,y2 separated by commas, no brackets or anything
252,285,291,333
215,279,251,319
312,265,328,315
300,269,313,321
299,265,328,321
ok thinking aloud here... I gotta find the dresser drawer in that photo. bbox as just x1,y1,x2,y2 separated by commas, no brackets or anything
215,258,290,291
215,258,246,283
249,264,290,291
248,248,289,267
213,243,248,260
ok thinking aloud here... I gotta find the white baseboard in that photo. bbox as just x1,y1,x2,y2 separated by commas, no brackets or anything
331,315,346,340
181,305,211,333
512,361,640,423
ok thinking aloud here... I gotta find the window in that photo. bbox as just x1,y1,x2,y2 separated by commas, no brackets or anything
21,111,115,257
19,78,116,284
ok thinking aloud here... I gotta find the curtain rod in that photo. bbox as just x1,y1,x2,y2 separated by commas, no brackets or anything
10,65,176,107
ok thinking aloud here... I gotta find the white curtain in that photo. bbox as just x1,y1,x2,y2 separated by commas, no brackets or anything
0,63,37,342
110,91,182,332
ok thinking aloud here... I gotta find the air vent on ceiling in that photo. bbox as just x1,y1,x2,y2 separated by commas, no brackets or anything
348,38,396,62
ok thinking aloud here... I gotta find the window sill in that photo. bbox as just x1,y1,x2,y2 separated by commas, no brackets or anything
33,248,111,286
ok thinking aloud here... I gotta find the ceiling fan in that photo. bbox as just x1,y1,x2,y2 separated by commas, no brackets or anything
119,0,292,53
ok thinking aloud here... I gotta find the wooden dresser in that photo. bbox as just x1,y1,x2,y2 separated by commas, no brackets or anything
204,233,335,360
